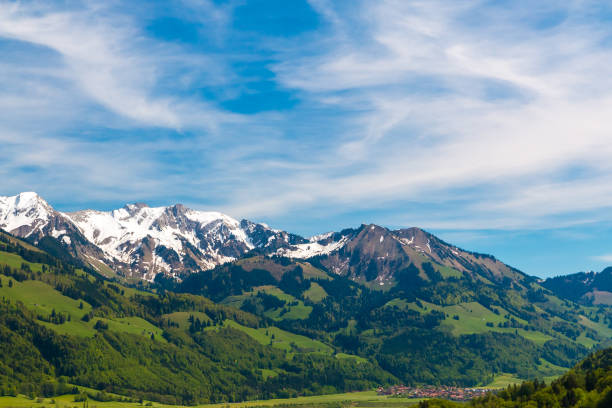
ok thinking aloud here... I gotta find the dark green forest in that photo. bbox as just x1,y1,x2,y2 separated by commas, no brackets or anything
421,347,612,408
1,228,612,405
0,232,392,404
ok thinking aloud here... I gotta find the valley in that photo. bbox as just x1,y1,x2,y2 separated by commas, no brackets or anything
2,192,612,407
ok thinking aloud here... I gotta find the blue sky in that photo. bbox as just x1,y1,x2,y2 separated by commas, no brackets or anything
2,0,612,277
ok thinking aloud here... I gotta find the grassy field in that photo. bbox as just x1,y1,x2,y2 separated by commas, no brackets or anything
303,282,327,302
483,363,563,388
513,329,553,345
389,298,554,344
221,320,333,354
334,353,369,363
439,302,507,336
0,251,45,273
577,315,612,341
162,311,212,328
436,265,464,279
298,263,331,280
197,391,424,408
0,272,165,341
37,316,166,341
486,373,523,388
383,296,562,347
222,286,294,308
0,391,423,408
0,273,93,316
265,303,313,321
0,233,43,252
105,317,166,342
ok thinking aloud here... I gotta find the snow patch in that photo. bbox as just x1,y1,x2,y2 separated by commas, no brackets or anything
310,231,334,242
397,236,414,246
51,229,66,238
277,235,348,258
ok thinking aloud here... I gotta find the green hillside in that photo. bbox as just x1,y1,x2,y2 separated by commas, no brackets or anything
0,231,393,404
422,347,612,408
3,226,612,406
174,253,611,388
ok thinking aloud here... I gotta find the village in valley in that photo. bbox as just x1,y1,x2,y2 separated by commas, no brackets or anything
377,385,493,401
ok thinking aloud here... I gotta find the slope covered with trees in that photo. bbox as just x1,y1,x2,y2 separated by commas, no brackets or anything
168,249,605,387
421,347,612,407
0,230,392,404
3,223,612,405
544,267,612,306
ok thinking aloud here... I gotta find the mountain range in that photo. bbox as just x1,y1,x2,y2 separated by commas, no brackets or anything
0,192,306,280
2,191,612,404
0,192,525,286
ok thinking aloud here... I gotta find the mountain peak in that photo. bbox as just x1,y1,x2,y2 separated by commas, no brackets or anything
16,191,41,201
0,191,56,236
3,191,50,209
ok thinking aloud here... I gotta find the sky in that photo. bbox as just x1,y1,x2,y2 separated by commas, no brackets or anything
1,0,612,278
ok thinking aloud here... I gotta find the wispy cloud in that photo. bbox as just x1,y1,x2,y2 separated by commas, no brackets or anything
2,0,612,238
239,0,612,228
0,0,246,209
0,1,235,129
592,254,612,263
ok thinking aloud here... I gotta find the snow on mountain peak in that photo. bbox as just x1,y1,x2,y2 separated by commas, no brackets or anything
0,192,345,280
0,191,54,236
62,202,261,278
15,191,42,205
1,191,48,211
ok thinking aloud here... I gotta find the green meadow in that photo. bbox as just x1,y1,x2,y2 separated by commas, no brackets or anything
0,391,423,408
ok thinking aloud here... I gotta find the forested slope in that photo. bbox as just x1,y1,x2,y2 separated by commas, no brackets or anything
421,347,612,407
168,252,604,387
0,230,392,404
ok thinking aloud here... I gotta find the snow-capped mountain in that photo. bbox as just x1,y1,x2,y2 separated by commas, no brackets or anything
0,192,108,264
0,192,524,285
66,203,260,279
1,192,60,238
0,192,301,280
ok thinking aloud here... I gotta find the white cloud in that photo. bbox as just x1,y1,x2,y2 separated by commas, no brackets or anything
592,254,612,263
241,0,612,228
3,0,612,235
0,1,235,129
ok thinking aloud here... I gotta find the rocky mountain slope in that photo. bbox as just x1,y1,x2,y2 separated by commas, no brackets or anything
278,224,526,287
0,192,299,280
0,192,108,266
1,192,530,284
